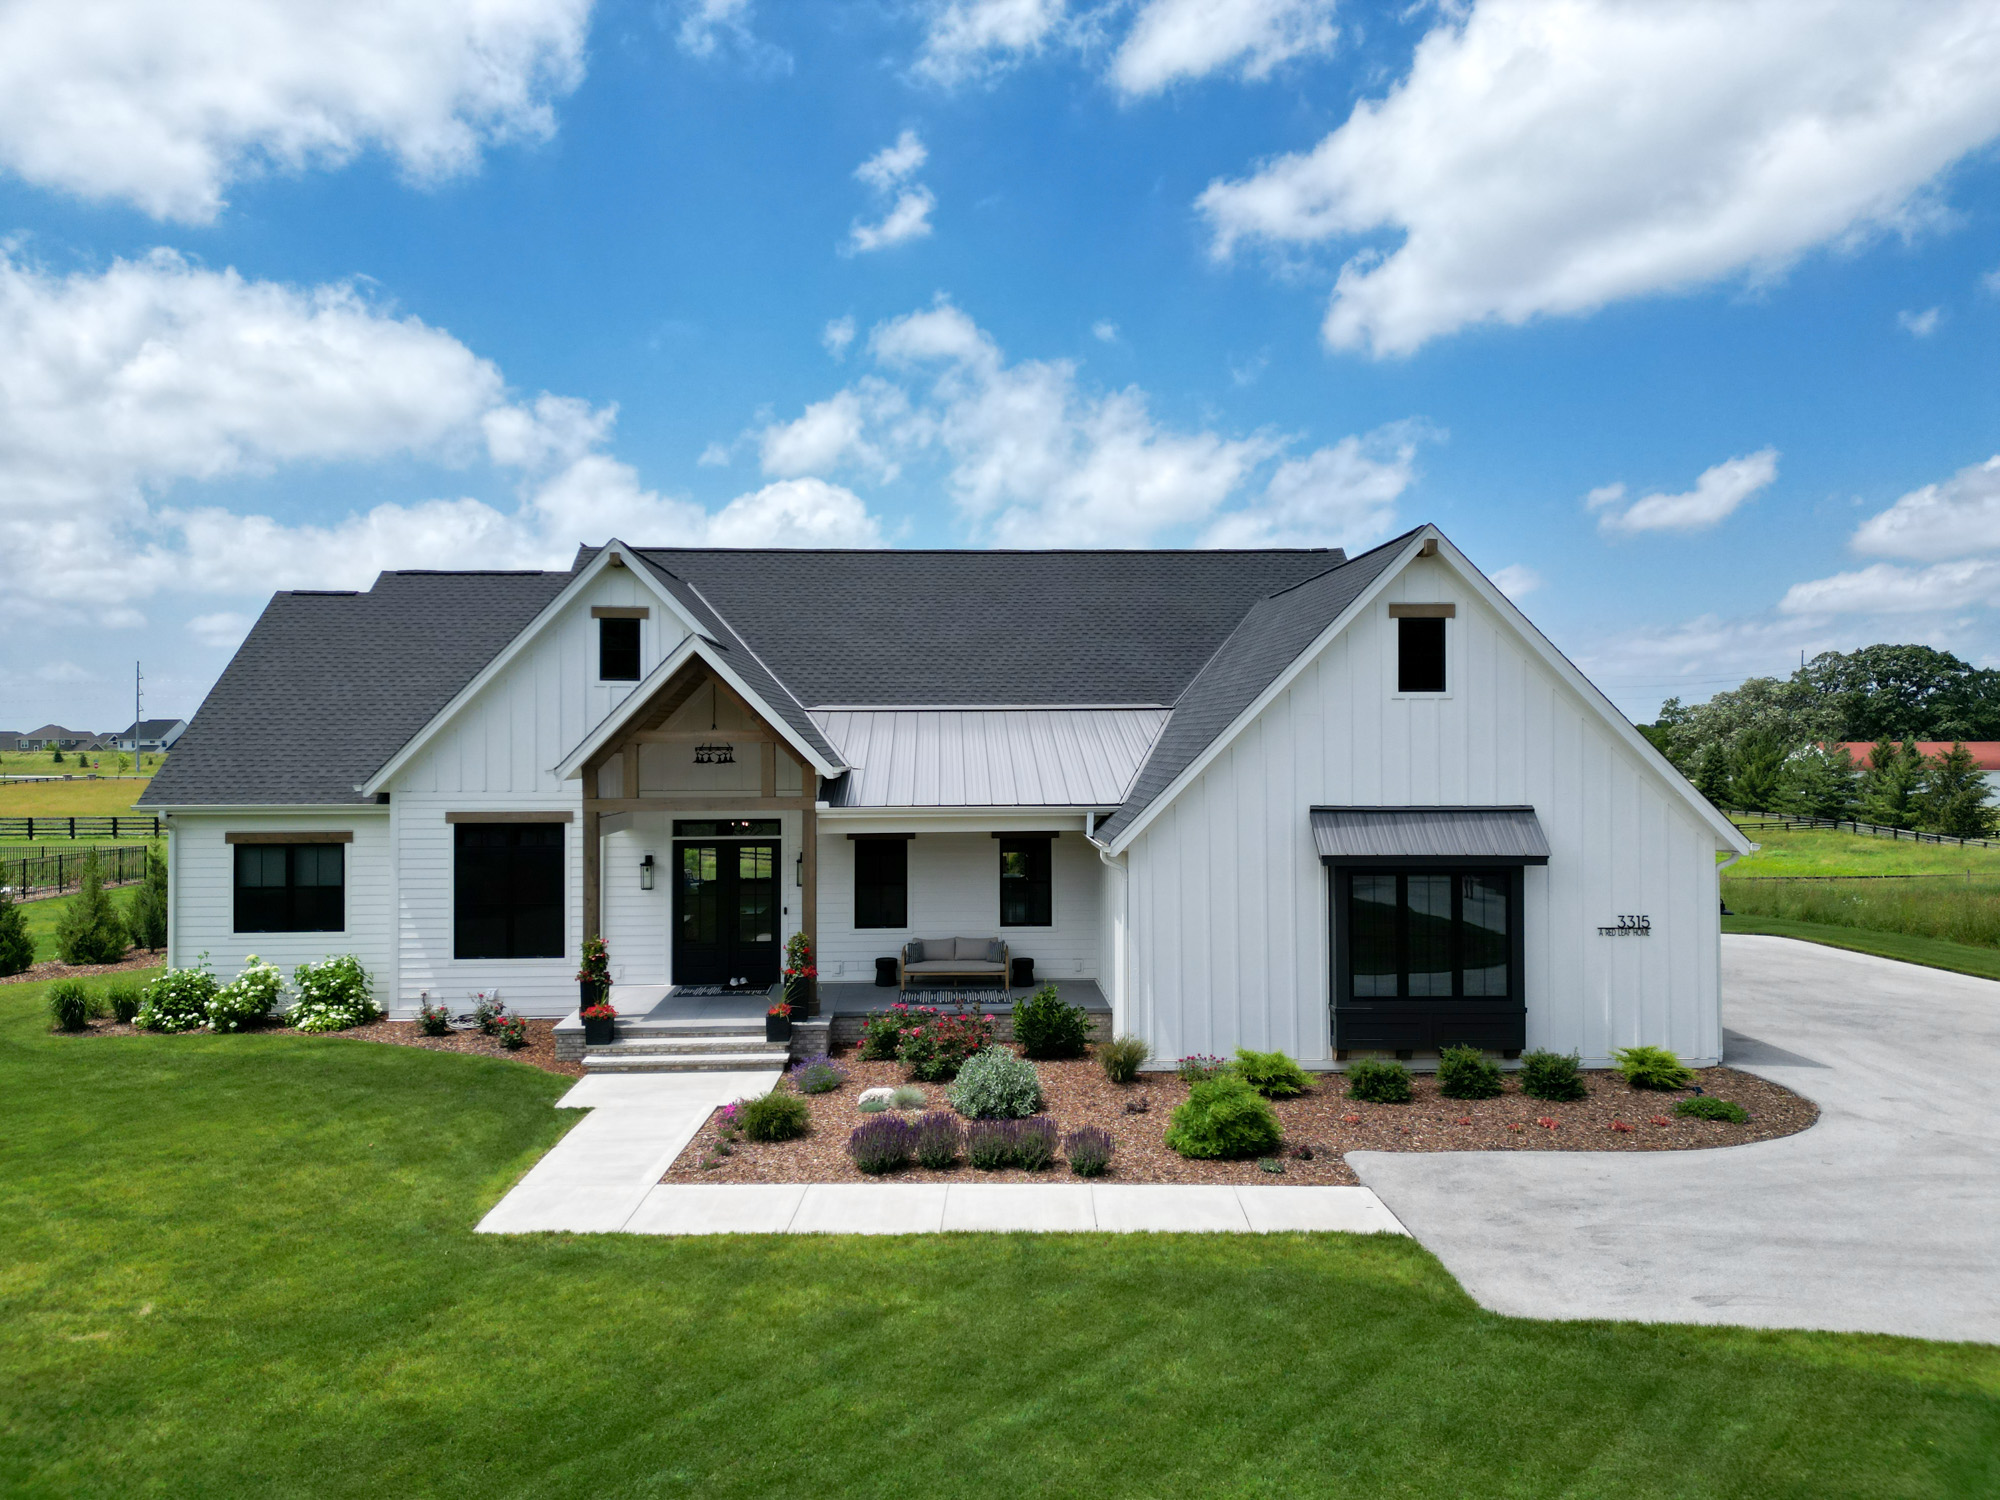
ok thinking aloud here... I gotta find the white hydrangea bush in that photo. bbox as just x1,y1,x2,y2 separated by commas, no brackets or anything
288,954,378,1033
209,955,285,1032
136,955,219,1033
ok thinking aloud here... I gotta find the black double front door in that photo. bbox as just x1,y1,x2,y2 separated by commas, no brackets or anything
673,840,780,988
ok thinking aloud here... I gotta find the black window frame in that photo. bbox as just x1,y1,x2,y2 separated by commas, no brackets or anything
853,838,909,929
453,823,566,960
998,836,1053,928
233,843,345,933
1397,615,1447,694
599,616,641,681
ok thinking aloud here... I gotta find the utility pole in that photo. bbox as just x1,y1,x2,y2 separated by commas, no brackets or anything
134,662,143,763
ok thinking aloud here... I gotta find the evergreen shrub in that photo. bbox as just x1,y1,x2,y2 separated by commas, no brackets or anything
1164,1075,1282,1159
127,849,169,950
1614,1045,1694,1090
55,849,127,965
1011,984,1091,1059
1233,1047,1311,1098
1519,1049,1587,1102
0,888,32,977
739,1090,810,1142
1436,1044,1503,1100
1345,1059,1413,1104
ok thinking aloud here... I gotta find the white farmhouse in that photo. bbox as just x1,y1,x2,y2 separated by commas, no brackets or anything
142,526,1747,1069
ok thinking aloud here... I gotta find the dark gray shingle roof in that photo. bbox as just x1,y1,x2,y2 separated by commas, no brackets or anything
141,572,570,806
1095,530,1418,843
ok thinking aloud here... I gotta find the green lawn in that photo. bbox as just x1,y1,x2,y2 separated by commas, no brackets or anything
9,888,157,964
2,973,1995,1498
1722,915,2000,982
1725,822,2000,878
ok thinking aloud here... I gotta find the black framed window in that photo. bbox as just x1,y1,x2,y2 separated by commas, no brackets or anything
673,820,781,837
854,839,908,928
999,837,1052,927
599,616,641,681
1398,616,1446,693
234,844,344,932
454,824,564,959
1346,870,1513,999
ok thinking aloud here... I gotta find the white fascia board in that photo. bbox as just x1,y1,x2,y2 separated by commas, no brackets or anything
1105,526,1749,857
819,808,1095,834
359,539,708,796
552,633,844,781
148,804,391,816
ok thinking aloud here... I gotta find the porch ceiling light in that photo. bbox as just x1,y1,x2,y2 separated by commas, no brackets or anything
640,853,655,890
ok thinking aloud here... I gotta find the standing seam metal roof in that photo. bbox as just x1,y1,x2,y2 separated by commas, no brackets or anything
1308,806,1552,863
815,709,1170,807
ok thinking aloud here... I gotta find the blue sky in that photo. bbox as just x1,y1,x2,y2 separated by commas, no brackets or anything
2,0,1999,732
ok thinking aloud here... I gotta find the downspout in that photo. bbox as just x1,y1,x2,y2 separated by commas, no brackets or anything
1086,820,1129,1041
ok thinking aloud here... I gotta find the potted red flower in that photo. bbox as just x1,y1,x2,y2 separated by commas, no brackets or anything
765,1000,793,1043
782,932,818,1017
581,1001,618,1046
577,935,611,1012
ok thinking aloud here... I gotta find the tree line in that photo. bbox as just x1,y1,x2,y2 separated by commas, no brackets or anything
1640,644,1998,838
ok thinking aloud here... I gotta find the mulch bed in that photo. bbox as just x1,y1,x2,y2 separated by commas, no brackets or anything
0,949,165,985
44,1010,582,1078
665,1051,1818,1186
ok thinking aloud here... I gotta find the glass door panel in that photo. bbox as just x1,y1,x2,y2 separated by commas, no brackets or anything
736,844,776,947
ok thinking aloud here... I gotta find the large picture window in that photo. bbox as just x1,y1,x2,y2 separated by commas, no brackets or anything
1346,870,1513,999
999,837,1052,927
454,823,564,959
234,844,344,933
854,838,908,928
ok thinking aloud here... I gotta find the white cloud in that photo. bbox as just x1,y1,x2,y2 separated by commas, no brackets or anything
1092,320,1120,342
0,0,590,222
1779,559,2000,616
704,477,884,547
1111,0,1337,97
677,0,745,56
1489,564,1540,599
760,296,1422,548
1589,449,1778,535
36,659,91,682
1851,455,2000,561
846,131,937,254
0,247,887,613
187,612,254,649
697,441,731,467
1199,426,1418,549
1899,306,1944,337
822,315,857,359
1984,266,2000,296
914,0,1068,86
1198,0,2000,355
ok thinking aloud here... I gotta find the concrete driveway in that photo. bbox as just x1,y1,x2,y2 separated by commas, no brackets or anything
1352,934,2000,1344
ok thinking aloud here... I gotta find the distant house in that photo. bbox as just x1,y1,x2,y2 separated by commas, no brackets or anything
16,724,91,751
118,719,187,755
1837,741,2000,802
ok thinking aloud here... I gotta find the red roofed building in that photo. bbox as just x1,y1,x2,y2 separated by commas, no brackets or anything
1837,742,2000,797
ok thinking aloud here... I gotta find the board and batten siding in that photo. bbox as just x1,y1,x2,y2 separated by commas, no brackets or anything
1121,554,1723,1068
815,827,1105,983
164,811,394,988
385,569,687,1016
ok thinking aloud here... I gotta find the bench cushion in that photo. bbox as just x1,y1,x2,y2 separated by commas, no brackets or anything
904,959,1005,974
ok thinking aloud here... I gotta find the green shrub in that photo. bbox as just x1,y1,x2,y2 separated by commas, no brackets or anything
209,956,284,1032
103,981,143,1024
946,1045,1043,1118
417,995,451,1036
1436,1044,1503,1100
1615,1045,1694,1090
1099,1034,1150,1084
1233,1047,1311,1099
496,1014,529,1050
55,849,127,964
738,1090,810,1142
47,979,92,1031
1345,1059,1413,1104
137,957,218,1033
1519,1049,1587,1102
889,1084,927,1110
857,1009,905,1061
126,848,169,951
1011,984,1090,1059
1164,1074,1282,1159
1675,1095,1749,1123
289,955,378,1033
0,887,33,977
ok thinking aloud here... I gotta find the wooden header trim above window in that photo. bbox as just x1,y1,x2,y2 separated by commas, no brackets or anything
990,831,1061,839
1388,603,1456,618
591,606,650,619
444,811,575,824
847,831,916,841
226,831,353,844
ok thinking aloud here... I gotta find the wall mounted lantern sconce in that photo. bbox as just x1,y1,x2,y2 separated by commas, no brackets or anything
795,852,804,888
640,854,655,891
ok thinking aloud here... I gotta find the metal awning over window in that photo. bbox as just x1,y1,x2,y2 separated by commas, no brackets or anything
1310,806,1550,866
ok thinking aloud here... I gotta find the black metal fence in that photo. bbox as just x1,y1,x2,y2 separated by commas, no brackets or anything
0,815,163,840
1,844,151,897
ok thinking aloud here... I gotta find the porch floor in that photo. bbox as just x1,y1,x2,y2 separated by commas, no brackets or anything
610,985,773,1029
817,978,1108,1015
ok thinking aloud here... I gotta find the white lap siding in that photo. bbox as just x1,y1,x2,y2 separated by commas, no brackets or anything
164,811,393,990
1122,555,1722,1068
815,827,1104,983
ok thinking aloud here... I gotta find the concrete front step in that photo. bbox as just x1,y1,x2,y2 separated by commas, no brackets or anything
595,1033,782,1055
582,1049,788,1073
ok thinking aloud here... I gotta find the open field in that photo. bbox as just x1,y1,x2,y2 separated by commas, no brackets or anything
1720,915,2000,982
2,972,1996,1498
0,779,154,818
1722,875,2000,952
0,751,161,777
1726,822,2000,878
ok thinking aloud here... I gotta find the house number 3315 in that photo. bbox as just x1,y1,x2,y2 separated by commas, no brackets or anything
1597,914,1652,936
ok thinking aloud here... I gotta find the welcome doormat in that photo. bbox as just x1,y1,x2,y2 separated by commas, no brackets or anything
667,985,739,998
901,988,1010,1005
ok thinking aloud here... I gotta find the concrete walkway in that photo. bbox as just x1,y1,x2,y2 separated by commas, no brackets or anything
1353,935,2000,1344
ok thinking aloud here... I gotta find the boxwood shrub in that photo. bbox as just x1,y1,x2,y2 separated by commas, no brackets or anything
739,1090,810,1142
1437,1044,1503,1100
1011,984,1091,1059
1674,1095,1749,1123
1345,1058,1413,1104
1164,1074,1282,1160
1519,1049,1587,1102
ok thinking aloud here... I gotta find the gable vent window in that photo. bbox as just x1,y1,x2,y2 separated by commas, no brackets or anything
1392,604,1452,694
599,616,641,681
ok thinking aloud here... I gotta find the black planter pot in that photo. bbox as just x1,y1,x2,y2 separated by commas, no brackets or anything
786,976,816,1017
583,1014,615,1045
579,979,606,1009
765,1012,793,1043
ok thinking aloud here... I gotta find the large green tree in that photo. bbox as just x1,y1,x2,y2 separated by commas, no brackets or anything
1780,744,1859,822
1730,732,1790,813
1919,741,1998,840
1858,739,1923,830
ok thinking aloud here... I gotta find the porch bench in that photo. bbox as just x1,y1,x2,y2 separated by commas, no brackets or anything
899,937,1010,993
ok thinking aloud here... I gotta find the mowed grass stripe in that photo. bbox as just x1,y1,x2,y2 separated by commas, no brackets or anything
0,971,1995,1498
